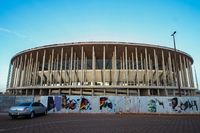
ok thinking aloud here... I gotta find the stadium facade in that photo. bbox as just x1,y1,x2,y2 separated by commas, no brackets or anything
6,41,196,96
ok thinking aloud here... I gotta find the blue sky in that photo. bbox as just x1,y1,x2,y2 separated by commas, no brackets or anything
0,0,200,92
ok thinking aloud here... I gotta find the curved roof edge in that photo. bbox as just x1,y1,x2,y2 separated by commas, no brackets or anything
11,41,194,64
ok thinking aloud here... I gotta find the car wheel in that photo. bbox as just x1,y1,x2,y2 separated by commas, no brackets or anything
11,115,18,119
44,110,48,115
30,111,35,119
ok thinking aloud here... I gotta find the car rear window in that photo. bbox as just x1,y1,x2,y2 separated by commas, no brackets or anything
18,103,31,106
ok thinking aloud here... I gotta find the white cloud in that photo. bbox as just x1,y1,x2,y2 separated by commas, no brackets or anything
0,27,34,41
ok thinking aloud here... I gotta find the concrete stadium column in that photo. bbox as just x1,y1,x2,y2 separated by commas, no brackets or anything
69,88,72,95
137,89,140,96
115,89,118,96
154,49,159,86
16,56,22,87
60,48,63,85
41,50,46,86
183,56,188,87
145,48,149,86
140,53,143,85
172,59,176,86
50,49,54,86
157,89,160,96
122,52,125,84
48,89,51,95
64,53,67,85
81,46,84,85
92,89,94,96
85,57,87,85
92,46,96,85
25,57,29,86
186,58,190,87
29,53,33,86
39,89,42,95
70,47,73,85
73,52,76,83
32,63,36,86
52,58,56,85
16,57,21,87
132,52,135,70
186,58,191,87
33,55,38,86
135,48,139,85
35,61,38,86
32,89,35,95
125,46,128,84
47,55,51,85
162,50,167,96
132,52,135,85
179,55,184,87
18,56,23,87
56,54,59,84
10,60,16,88
127,88,129,96
173,89,176,96
128,57,131,84
77,57,79,82
140,53,143,70
12,59,17,87
83,52,86,85
77,57,79,70
120,57,122,70
189,61,194,87
80,88,83,95
20,56,25,87
168,52,173,86
58,88,61,95
112,49,114,70
33,52,38,86
53,57,57,85
13,57,19,87
129,57,131,70
148,54,153,86
13,59,17,87
103,46,105,85
114,46,117,85
148,89,150,96
6,61,12,88
26,89,28,95
26,55,31,86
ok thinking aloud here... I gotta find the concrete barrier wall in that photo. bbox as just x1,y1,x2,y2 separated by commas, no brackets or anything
1,96,200,114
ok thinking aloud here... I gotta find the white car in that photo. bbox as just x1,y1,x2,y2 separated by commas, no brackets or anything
8,102,47,119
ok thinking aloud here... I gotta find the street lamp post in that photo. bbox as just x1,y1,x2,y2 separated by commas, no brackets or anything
171,31,181,97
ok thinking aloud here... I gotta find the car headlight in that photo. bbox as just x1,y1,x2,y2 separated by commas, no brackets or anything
23,107,30,111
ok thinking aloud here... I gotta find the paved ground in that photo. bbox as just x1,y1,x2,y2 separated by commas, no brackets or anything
0,113,200,133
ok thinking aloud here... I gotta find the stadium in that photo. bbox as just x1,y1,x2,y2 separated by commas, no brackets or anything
6,41,195,96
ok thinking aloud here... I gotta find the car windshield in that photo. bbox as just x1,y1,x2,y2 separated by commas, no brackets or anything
18,102,31,106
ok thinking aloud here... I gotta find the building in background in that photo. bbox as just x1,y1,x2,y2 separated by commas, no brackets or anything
6,41,196,96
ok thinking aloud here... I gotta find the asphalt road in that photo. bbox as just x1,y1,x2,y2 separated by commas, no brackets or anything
0,113,200,133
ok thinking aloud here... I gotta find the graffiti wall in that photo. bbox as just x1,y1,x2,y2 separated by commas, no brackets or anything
1,96,200,114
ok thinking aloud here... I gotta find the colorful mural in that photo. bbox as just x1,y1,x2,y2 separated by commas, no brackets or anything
99,97,115,112
54,96,62,112
80,97,92,111
100,97,112,110
1,96,200,114
147,98,165,112
169,97,199,113
148,99,157,112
